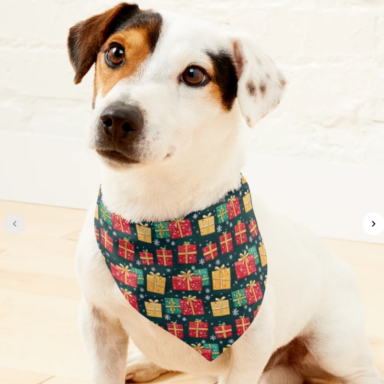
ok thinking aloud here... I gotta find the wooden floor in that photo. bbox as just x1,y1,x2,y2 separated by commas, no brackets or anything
0,200,383,384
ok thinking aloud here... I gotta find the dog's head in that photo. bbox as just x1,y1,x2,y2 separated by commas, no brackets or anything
68,3,285,168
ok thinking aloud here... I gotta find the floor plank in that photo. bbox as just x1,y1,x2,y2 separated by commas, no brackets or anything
0,366,53,384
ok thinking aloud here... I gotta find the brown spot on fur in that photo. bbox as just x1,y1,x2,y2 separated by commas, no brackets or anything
233,40,244,77
260,81,267,97
95,28,152,97
246,80,257,96
265,337,309,371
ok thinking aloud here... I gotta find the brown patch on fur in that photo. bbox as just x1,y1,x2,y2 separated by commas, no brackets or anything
246,80,257,96
233,40,244,77
260,81,267,97
95,28,152,97
265,337,309,371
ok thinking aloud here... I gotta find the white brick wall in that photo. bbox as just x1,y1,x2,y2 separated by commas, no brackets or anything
0,0,383,165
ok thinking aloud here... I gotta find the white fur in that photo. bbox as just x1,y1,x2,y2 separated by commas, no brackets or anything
75,9,383,384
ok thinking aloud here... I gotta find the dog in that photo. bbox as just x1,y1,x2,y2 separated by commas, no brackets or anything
68,3,383,384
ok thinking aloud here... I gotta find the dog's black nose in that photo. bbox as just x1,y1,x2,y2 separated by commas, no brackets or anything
100,103,144,140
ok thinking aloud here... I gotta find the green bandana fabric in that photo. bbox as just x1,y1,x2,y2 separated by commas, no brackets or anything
94,175,267,361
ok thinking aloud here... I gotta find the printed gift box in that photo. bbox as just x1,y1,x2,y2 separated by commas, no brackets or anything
172,271,202,291
101,229,113,253
120,289,139,311
211,297,230,317
100,201,112,225
227,195,241,220
118,238,135,261
219,232,233,254
245,280,263,305
189,319,209,338
94,203,99,220
236,316,250,336
216,204,229,224
178,242,197,264
202,242,218,262
131,267,144,285
147,272,166,294
168,218,192,239
212,265,231,290
139,250,154,265
136,223,152,243
214,323,233,339
180,295,205,316
247,245,260,266
205,344,220,360
167,322,184,339
111,263,137,287
198,213,215,236
192,343,212,361
259,243,267,267
242,190,252,213
234,251,256,280
156,248,173,266
232,289,247,307
248,219,258,239
112,213,131,234
145,299,162,318
154,222,170,239
194,268,210,286
95,228,100,242
165,298,182,314
234,221,248,245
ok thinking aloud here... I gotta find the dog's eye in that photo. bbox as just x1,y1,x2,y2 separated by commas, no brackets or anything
106,44,125,67
181,66,208,86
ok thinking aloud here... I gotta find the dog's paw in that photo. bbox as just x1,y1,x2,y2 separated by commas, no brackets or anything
125,350,167,383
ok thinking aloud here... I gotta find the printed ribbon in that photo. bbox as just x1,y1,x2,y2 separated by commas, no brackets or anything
237,315,250,333
101,205,111,221
246,280,258,300
217,205,227,222
179,242,196,262
116,214,125,231
155,222,169,238
190,319,207,336
191,343,205,354
214,265,230,289
249,219,257,236
243,190,251,208
179,270,195,291
214,297,228,315
200,213,213,231
220,232,231,252
173,218,185,237
149,272,165,292
166,298,180,314
148,299,160,315
137,223,150,238
121,288,132,300
236,221,246,241
101,230,112,248
183,295,197,315
238,251,251,275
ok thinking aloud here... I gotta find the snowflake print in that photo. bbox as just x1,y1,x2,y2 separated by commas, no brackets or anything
201,339,206,344
205,295,210,300
219,341,223,344
166,268,171,273
229,223,233,227
199,258,205,265
166,239,170,242
164,314,171,320
191,266,196,270
244,305,248,309
144,267,147,271
205,288,210,293
229,339,234,344
113,231,117,236
139,294,144,299
248,307,252,312
182,317,187,322
151,267,156,272
196,230,199,234
171,241,175,246
193,213,198,219
217,225,222,233
249,236,253,242
229,255,233,259
136,260,141,266
99,219,103,225
153,239,160,246
210,335,216,341
177,314,181,318
215,259,221,265
140,288,145,292
232,308,239,316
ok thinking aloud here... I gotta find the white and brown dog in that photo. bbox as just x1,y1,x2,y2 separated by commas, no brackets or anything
68,3,383,384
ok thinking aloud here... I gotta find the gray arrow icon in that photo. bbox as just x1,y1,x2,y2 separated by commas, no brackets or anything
372,221,376,227
13,221,17,227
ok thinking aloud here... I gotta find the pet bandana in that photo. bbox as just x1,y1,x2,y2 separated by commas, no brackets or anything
94,175,267,361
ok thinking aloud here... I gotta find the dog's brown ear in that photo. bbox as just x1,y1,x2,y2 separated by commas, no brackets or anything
231,33,286,127
67,3,140,84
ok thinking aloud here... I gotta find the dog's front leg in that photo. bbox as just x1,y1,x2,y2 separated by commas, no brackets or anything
79,297,128,384
220,293,275,384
